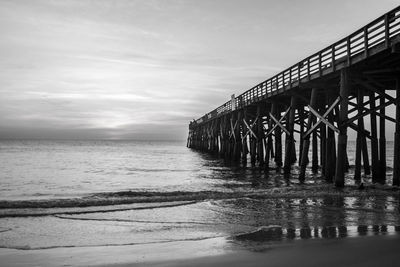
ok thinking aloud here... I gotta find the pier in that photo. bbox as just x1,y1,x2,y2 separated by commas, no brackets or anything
187,6,400,187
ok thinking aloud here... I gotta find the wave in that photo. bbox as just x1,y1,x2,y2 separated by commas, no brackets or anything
125,167,195,173
54,214,216,225
0,201,197,218
0,235,226,251
0,184,398,218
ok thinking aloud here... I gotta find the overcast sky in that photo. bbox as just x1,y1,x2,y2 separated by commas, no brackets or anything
0,0,398,140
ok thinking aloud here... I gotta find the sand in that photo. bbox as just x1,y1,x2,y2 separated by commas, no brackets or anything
1,234,399,267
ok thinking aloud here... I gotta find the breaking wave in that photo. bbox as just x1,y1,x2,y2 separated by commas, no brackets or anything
0,184,398,218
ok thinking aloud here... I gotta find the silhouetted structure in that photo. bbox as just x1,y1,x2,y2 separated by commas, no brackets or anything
188,6,400,187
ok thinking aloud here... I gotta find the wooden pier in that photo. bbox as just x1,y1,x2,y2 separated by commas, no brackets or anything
187,6,400,187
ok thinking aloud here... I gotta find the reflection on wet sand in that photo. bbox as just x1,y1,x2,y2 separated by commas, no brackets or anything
232,224,400,245
216,189,400,249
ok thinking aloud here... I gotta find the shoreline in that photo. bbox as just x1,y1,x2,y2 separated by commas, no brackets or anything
1,234,400,267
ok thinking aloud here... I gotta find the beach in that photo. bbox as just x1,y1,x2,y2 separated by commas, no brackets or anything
1,234,400,266
1,140,399,266
2,1,400,266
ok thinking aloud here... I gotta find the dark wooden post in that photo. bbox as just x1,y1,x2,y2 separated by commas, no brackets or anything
379,94,386,184
274,103,283,169
187,127,192,148
198,126,202,151
208,122,214,153
299,88,318,182
335,68,350,188
232,111,239,161
312,124,319,173
393,78,400,186
204,124,208,151
241,111,248,164
265,104,274,169
211,121,216,153
284,96,298,174
214,121,218,153
325,92,337,182
199,125,203,151
369,92,379,183
219,116,225,156
298,106,305,165
320,116,326,176
249,116,257,166
226,114,232,158
354,88,363,181
319,96,327,176
214,120,220,154
257,104,265,167
224,115,230,158
361,133,371,175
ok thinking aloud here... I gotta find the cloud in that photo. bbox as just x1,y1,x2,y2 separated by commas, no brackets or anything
0,0,398,140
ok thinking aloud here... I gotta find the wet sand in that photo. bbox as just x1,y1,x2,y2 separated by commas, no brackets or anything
138,235,400,267
1,234,400,267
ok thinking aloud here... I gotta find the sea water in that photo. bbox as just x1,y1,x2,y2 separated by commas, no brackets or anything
0,140,399,250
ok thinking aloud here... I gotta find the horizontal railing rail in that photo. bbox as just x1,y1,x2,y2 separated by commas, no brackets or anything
192,6,400,127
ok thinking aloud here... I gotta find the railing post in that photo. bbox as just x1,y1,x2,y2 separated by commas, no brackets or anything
364,27,369,58
289,68,293,89
318,52,322,76
347,37,351,66
297,63,301,82
384,13,390,48
331,46,335,72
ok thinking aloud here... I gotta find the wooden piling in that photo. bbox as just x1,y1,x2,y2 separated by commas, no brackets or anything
227,114,233,158
361,133,371,175
241,110,248,164
232,111,241,161
369,91,379,183
274,103,283,169
335,68,349,188
265,104,274,169
250,118,257,166
299,88,318,182
312,125,319,173
298,106,305,165
393,78,400,186
320,111,327,176
284,96,297,174
256,105,265,167
219,116,226,157
325,92,337,182
354,88,363,181
379,94,386,184
319,95,327,176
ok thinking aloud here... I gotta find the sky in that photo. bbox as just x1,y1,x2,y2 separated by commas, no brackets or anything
0,0,398,140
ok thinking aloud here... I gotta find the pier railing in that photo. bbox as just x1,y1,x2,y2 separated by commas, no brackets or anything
193,5,400,126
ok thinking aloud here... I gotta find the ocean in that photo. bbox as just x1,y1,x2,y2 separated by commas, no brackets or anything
0,140,399,251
